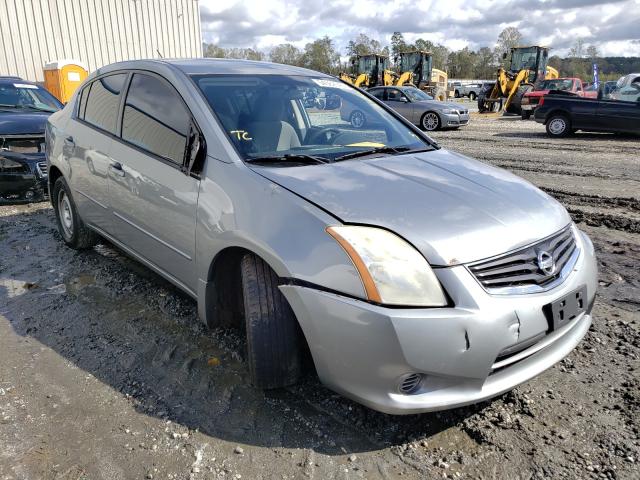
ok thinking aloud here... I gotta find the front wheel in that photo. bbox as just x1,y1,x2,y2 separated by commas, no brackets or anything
546,114,571,137
454,90,460,98
421,112,441,131
52,177,98,249
241,253,303,389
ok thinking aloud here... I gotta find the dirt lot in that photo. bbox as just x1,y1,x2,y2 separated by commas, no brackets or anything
1,115,638,480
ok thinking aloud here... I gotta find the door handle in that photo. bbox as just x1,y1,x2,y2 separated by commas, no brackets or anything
109,162,125,177
64,135,75,147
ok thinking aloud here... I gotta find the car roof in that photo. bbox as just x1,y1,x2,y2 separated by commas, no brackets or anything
95,58,331,78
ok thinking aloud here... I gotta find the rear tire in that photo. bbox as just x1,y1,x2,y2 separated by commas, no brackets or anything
521,111,532,120
454,90,460,98
240,253,303,389
546,114,571,137
469,92,476,101
52,177,98,250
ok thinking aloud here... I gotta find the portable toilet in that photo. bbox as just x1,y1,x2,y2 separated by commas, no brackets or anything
43,60,89,103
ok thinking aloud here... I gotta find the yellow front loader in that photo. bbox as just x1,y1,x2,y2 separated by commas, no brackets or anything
340,54,397,88
396,51,449,100
478,45,558,114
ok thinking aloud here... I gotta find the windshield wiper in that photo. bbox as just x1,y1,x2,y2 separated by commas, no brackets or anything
333,146,413,162
16,104,57,113
245,154,330,165
0,104,19,109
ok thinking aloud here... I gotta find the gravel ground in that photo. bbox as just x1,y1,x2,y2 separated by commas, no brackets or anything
1,115,638,480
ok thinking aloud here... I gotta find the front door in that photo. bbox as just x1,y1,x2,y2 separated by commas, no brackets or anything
385,88,416,122
108,72,199,292
65,73,127,232
597,89,640,133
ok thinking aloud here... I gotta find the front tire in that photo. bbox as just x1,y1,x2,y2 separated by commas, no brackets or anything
546,114,571,137
240,253,303,389
52,177,97,249
421,112,441,131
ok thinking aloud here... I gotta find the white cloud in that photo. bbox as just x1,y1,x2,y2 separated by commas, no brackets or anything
199,0,640,56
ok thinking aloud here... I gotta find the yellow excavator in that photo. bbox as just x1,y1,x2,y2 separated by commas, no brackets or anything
396,51,449,101
340,54,396,88
478,45,559,114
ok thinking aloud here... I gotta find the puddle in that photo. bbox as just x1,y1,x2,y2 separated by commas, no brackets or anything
65,274,96,295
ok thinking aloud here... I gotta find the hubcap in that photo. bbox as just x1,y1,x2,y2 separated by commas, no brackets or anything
58,190,73,238
549,118,566,135
423,113,439,130
351,111,364,128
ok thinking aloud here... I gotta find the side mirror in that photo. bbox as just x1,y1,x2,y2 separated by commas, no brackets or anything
400,97,409,102
184,123,205,176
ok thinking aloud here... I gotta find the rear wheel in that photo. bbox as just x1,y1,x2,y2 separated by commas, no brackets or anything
52,177,97,250
546,114,571,137
468,91,476,101
521,110,532,120
454,90,460,98
421,112,441,131
240,253,303,389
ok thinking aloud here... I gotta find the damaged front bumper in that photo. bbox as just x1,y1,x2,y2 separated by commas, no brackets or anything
280,229,597,414
0,151,48,204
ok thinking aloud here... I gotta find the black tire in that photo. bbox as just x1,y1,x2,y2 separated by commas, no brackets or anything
454,90,460,98
421,111,441,131
546,114,571,137
469,91,476,101
52,177,98,249
240,253,302,389
507,84,533,115
521,110,532,120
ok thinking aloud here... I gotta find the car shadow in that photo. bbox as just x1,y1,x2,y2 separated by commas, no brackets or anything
0,207,488,455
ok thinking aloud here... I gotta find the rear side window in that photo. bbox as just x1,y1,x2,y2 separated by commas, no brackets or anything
370,89,384,99
122,73,190,165
82,74,127,134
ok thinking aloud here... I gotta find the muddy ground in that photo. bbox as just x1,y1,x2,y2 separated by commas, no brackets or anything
1,115,638,480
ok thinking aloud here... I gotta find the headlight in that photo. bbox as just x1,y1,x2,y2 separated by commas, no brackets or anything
0,157,25,171
327,226,447,306
440,108,453,114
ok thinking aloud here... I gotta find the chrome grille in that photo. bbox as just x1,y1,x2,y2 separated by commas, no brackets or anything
468,226,578,294
37,161,48,177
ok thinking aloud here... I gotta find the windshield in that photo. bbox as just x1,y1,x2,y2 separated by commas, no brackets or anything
0,82,62,112
403,88,433,101
538,79,574,91
510,48,538,72
192,74,430,162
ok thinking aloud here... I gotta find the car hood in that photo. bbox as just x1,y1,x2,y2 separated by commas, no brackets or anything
253,149,571,266
525,90,550,97
0,110,50,135
415,100,464,110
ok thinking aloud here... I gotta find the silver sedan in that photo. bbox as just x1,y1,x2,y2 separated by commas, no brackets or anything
368,86,470,131
46,59,596,414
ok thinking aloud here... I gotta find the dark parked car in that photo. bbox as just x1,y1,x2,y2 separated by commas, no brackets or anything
534,91,640,137
0,76,62,203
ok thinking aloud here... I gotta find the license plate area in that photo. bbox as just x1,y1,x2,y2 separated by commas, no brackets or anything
544,286,587,331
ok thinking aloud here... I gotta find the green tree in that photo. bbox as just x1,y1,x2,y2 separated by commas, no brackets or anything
473,47,496,79
495,27,524,68
390,32,410,66
300,36,340,74
269,43,303,66
346,34,383,60
203,43,227,58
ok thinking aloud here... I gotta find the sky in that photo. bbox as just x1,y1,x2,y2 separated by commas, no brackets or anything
199,0,640,57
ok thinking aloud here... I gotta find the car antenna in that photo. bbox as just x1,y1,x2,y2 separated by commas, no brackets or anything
157,49,163,58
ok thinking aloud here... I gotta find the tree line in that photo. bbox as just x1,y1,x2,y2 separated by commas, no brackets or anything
203,28,639,81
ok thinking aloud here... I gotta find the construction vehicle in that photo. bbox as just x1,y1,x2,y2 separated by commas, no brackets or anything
478,45,559,115
339,54,396,88
396,51,449,101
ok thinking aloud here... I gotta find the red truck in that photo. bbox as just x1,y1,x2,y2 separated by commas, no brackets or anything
521,78,597,119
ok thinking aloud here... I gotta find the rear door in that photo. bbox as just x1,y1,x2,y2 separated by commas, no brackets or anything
65,73,127,231
108,72,200,292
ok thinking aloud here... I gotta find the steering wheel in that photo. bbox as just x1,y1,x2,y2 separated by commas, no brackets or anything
306,127,342,145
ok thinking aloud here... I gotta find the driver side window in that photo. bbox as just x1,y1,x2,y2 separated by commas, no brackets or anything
387,89,404,102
